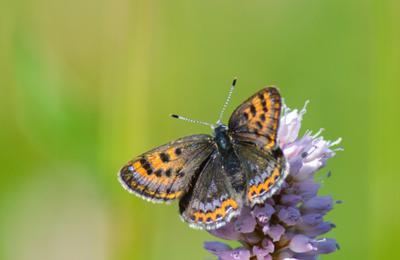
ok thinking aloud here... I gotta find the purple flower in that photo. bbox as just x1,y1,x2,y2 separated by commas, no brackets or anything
204,102,341,260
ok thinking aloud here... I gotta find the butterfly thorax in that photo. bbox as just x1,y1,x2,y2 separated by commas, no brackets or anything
214,124,232,152
213,124,245,192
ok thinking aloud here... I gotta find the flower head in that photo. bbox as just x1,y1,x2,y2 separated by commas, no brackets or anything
204,102,341,260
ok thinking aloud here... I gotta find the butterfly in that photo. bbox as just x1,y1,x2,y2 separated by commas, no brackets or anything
118,79,289,230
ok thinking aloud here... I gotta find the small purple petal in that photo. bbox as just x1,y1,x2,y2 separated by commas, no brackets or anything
304,138,332,163
289,235,316,253
261,255,272,260
301,196,333,214
204,241,231,253
291,180,320,200
264,224,285,242
282,143,301,160
280,194,303,206
209,223,241,240
241,232,263,245
253,239,275,259
287,157,303,176
295,161,322,181
218,248,252,260
284,134,313,159
235,207,257,233
253,245,269,258
261,238,275,253
276,250,295,259
312,238,339,254
301,213,324,226
252,204,275,225
297,222,334,237
204,242,251,260
278,207,301,226
291,255,317,260
278,104,307,146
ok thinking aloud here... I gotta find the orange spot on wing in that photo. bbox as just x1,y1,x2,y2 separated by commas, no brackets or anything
264,139,275,150
166,147,178,161
133,161,147,176
192,198,238,223
147,154,164,169
247,167,281,201
131,161,178,186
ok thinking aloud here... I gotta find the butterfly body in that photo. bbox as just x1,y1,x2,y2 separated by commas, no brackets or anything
118,86,289,230
213,124,245,193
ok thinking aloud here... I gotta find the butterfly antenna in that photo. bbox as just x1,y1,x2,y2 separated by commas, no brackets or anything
216,77,237,124
170,114,212,127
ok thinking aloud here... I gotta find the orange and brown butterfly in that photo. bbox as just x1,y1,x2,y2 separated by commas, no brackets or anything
118,79,289,230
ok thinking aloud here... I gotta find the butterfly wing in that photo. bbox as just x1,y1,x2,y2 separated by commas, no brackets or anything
179,151,242,230
118,134,214,203
229,87,288,206
233,142,288,206
228,87,282,151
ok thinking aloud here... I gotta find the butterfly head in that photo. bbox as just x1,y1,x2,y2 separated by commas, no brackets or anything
213,124,231,151
213,124,228,135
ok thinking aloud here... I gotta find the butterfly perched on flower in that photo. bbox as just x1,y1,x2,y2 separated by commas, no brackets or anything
118,79,289,230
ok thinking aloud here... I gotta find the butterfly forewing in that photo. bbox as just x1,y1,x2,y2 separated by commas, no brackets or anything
179,152,242,230
119,134,214,203
229,87,282,151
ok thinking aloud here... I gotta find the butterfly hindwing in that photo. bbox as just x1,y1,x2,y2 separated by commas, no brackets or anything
234,142,288,206
119,134,214,203
229,87,282,151
179,151,242,230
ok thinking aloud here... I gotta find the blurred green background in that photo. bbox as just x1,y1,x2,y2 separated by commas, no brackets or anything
1,0,399,259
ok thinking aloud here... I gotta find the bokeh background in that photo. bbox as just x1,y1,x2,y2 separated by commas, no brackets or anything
1,0,399,259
